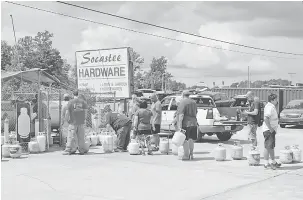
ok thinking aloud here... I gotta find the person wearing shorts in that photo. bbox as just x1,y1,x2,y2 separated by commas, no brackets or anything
150,94,162,150
177,90,197,160
263,93,281,170
243,91,260,147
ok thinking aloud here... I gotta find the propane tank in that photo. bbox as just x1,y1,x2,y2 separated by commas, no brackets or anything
291,145,301,163
37,132,46,152
172,129,186,147
9,142,22,158
280,146,293,164
214,143,226,161
159,138,169,154
28,139,40,153
171,143,178,155
90,133,98,146
103,135,114,153
18,108,30,139
2,143,11,158
248,146,260,166
178,140,190,160
231,140,243,160
128,139,140,155
112,134,118,149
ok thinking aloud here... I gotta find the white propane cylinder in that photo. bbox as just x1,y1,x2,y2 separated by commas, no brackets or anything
128,139,140,155
171,143,178,155
172,130,186,147
28,141,40,153
2,144,11,158
37,132,46,152
112,134,118,149
18,108,30,139
103,135,114,153
159,139,169,154
90,134,98,146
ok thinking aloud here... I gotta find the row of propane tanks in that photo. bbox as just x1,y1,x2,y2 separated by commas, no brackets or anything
172,130,302,165
1,131,48,159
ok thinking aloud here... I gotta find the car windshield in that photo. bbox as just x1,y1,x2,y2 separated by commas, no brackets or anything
285,101,303,109
191,97,215,107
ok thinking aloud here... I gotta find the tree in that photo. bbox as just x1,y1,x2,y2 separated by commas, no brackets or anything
129,47,144,72
1,41,13,70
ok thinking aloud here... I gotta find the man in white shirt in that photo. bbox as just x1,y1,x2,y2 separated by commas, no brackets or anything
263,93,281,170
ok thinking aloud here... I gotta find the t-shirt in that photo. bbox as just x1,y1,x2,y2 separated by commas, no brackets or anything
151,100,162,125
247,100,260,125
67,98,88,125
262,102,279,132
105,112,131,131
135,108,153,130
128,101,139,119
178,98,197,127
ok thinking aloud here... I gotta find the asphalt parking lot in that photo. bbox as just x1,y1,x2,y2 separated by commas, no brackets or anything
2,125,303,200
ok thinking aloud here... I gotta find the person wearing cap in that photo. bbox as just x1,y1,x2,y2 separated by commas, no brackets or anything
103,104,132,152
242,91,261,147
63,90,88,155
150,94,162,150
177,90,197,160
61,94,73,150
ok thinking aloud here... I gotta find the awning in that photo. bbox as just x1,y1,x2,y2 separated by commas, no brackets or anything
1,68,60,84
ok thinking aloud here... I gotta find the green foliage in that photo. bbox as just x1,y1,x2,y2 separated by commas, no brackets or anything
230,79,291,88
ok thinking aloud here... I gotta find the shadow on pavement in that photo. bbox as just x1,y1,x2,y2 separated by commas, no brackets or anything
277,165,303,171
194,151,210,155
199,138,252,145
260,156,280,160
39,145,64,154
285,125,303,129
191,157,215,161
1,160,9,162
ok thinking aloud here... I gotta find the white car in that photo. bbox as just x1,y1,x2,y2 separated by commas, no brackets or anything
160,94,245,141
136,89,156,98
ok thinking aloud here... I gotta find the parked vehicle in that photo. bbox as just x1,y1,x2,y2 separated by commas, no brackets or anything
279,99,303,128
160,95,246,141
197,91,233,107
136,89,156,98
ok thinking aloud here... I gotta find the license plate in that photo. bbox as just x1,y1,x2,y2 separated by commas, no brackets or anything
225,126,231,131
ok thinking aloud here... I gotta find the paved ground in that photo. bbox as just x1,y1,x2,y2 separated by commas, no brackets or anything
2,125,303,200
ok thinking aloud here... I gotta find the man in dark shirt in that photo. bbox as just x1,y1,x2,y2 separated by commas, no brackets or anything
242,91,260,147
63,90,88,155
103,105,132,152
177,90,198,160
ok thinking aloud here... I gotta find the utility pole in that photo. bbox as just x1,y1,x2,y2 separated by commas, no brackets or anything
248,66,250,88
10,14,20,65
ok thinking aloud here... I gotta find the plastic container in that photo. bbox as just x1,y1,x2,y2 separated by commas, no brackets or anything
280,146,293,164
37,132,46,152
291,145,301,163
9,142,22,158
103,135,114,153
248,146,260,166
231,140,243,160
172,130,186,147
159,138,169,154
128,139,140,155
214,143,226,161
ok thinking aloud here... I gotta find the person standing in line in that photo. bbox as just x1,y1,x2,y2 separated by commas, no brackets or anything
63,90,88,155
103,105,132,152
242,91,260,147
128,94,139,121
263,94,281,170
177,91,198,160
133,101,154,155
150,94,162,151
61,94,75,150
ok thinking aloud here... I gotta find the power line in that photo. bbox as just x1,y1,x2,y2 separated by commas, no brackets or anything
56,1,303,56
5,1,300,60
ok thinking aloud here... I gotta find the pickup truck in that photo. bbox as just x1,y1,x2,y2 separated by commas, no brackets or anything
160,95,246,141
197,91,234,107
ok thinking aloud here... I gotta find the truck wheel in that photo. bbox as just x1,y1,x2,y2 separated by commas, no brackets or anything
216,132,232,141
280,124,286,128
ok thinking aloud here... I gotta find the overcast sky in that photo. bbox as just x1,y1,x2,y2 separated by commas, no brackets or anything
1,1,303,87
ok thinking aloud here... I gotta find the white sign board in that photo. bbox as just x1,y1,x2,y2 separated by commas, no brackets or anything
75,48,130,98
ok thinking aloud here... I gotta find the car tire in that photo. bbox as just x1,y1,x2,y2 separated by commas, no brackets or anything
216,132,232,141
280,124,286,128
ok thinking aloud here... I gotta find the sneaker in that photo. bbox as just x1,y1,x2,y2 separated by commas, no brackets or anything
264,163,276,170
272,161,281,168
62,151,72,155
114,149,127,153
